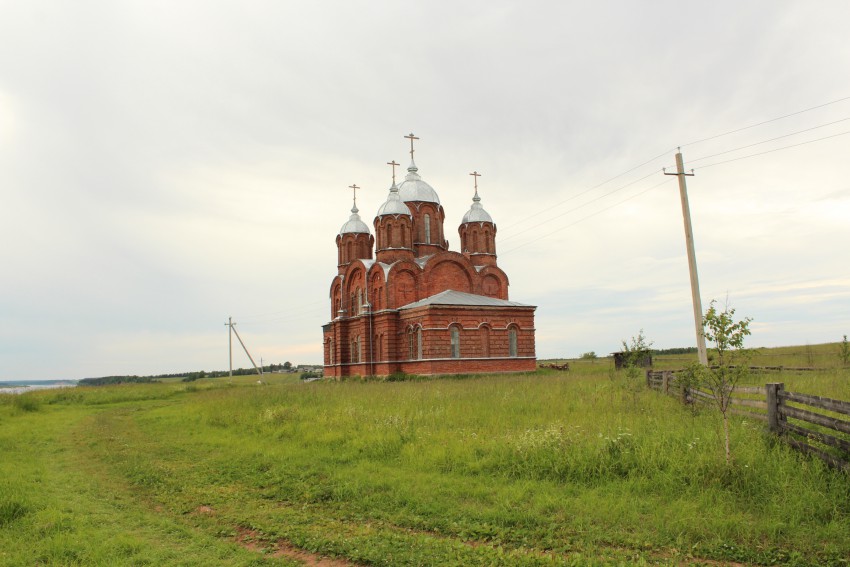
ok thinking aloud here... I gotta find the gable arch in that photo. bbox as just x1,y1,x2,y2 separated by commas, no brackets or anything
422,253,478,296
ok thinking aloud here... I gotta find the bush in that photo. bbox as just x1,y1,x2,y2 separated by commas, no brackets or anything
13,395,40,412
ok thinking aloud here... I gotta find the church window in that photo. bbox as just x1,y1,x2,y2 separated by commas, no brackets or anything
407,327,415,360
472,230,479,251
329,338,334,365
509,327,518,357
450,325,460,358
484,229,491,253
357,288,363,314
386,221,393,247
480,326,490,358
355,335,361,362
416,326,423,360
424,213,431,243
346,241,352,260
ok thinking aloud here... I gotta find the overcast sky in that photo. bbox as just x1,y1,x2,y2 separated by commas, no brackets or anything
2,1,849,380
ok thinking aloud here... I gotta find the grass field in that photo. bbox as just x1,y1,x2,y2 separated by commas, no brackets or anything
2,350,849,566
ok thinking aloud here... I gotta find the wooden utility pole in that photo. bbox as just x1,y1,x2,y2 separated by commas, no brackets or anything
665,149,708,366
225,316,233,377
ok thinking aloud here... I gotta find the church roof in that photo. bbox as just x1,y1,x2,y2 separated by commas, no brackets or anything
461,189,493,224
397,159,441,204
376,182,412,216
338,205,371,235
399,289,533,310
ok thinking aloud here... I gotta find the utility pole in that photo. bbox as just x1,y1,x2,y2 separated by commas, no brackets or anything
225,316,233,378
665,149,709,366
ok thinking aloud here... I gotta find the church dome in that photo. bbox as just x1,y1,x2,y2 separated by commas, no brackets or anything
461,191,493,224
338,205,371,235
376,183,412,216
397,160,441,204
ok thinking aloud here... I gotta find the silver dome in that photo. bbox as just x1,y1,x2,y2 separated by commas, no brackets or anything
338,205,371,235
376,183,412,216
397,160,441,204
461,191,493,224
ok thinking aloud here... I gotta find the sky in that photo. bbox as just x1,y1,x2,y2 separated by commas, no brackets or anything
1,1,849,380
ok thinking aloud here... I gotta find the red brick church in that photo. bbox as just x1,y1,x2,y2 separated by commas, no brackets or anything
322,134,536,377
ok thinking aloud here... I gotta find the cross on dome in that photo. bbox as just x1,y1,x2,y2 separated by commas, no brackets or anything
348,183,360,212
387,160,400,185
404,133,419,161
469,171,481,200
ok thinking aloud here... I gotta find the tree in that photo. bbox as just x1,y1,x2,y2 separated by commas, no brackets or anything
580,351,597,361
839,335,850,367
620,329,653,375
682,300,752,465
283,361,292,371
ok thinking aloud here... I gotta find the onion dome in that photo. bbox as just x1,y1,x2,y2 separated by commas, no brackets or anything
376,182,412,216
338,204,371,235
461,187,493,224
397,160,441,204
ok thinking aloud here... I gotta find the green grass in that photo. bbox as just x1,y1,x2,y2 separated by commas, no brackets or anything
1,360,849,566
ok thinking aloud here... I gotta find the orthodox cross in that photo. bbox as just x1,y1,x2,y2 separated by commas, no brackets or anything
469,171,481,196
348,183,360,209
387,160,399,185
404,132,419,160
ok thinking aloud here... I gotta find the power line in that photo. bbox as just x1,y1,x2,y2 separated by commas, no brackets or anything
500,168,662,244
695,129,850,171
498,96,849,237
500,177,674,256
680,95,850,148
686,117,850,165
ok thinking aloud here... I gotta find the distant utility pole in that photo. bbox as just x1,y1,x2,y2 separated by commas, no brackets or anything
225,316,233,378
224,318,263,376
665,149,709,366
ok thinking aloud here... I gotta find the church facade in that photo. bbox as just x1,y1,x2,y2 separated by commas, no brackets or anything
322,135,536,377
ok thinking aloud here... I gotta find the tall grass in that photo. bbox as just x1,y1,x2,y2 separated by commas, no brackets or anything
105,371,850,564
2,365,849,565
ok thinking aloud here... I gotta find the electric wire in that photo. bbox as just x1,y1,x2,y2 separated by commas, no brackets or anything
499,168,662,244
694,129,850,171
684,117,850,165
500,177,674,257
679,95,850,148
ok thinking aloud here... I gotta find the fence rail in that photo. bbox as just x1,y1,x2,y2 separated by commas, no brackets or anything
647,371,850,473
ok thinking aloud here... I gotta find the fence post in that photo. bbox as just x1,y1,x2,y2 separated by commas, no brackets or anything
662,371,669,394
646,369,651,388
766,383,785,434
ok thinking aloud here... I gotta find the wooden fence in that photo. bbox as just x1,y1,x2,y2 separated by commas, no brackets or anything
646,370,850,473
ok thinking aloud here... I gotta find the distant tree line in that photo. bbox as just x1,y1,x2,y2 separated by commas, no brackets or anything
81,362,319,386
78,376,159,386
652,347,698,355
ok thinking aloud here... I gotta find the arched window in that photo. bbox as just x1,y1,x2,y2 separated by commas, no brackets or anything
407,327,415,360
472,230,479,251
355,335,361,363
480,326,490,358
416,326,423,360
484,229,491,253
386,221,393,247
329,338,334,365
357,288,363,314
509,326,518,357
450,325,460,358
424,213,431,243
